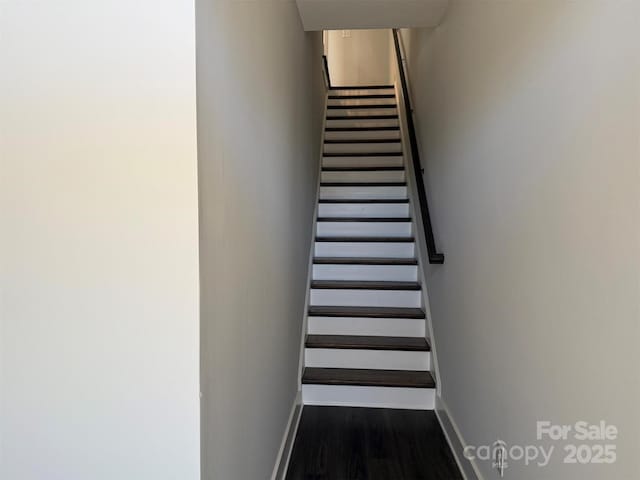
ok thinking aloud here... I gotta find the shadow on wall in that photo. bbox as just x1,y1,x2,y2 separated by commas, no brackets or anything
196,1,326,479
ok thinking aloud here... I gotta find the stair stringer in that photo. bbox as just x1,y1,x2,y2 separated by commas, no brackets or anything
296,91,329,391
392,77,443,398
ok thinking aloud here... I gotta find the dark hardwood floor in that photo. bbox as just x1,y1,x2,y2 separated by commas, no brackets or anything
285,406,463,480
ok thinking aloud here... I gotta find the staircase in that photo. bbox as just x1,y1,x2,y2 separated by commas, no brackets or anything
300,85,436,410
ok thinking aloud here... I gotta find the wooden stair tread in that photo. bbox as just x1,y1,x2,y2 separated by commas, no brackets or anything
328,94,396,99
324,139,401,144
326,115,399,120
313,257,417,265
325,126,400,132
308,306,425,319
318,198,409,204
321,182,406,187
302,367,435,388
321,166,404,172
330,85,394,90
311,280,421,291
306,335,430,351
327,104,397,109
323,153,403,158
316,217,411,222
315,236,414,242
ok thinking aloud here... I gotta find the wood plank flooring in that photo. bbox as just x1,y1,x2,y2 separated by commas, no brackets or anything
285,406,463,480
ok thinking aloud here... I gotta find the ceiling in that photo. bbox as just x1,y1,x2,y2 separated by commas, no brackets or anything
295,0,449,31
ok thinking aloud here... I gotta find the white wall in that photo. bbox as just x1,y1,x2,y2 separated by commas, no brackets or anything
327,29,391,86
400,2,639,479
0,1,200,479
196,1,324,478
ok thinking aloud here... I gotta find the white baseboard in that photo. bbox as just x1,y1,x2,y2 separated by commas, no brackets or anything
435,395,484,480
271,390,303,480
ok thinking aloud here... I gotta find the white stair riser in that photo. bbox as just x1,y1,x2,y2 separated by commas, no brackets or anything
320,185,407,200
325,130,400,141
318,203,410,218
324,143,402,154
310,288,421,308
322,156,404,169
329,88,395,96
308,316,425,337
321,170,405,183
326,118,399,129
316,222,412,238
328,108,398,118
312,264,418,282
328,98,396,107
305,349,430,371
314,241,415,258
302,384,435,410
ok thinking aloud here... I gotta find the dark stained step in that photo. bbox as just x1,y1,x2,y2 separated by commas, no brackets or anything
318,198,409,204
321,166,404,172
302,368,435,388
308,306,425,319
330,85,394,90
323,152,402,157
327,104,397,109
313,257,417,265
315,236,414,242
306,335,430,351
311,280,421,291
325,126,400,132
326,115,399,120
328,94,395,99
321,182,406,187
324,139,401,144
316,217,411,222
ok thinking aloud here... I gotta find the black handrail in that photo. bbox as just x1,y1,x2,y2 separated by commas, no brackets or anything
392,29,444,264
322,55,332,89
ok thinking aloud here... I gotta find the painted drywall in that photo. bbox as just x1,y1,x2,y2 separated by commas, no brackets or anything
399,2,639,479
327,29,391,86
295,0,448,31
196,0,324,478
0,1,200,479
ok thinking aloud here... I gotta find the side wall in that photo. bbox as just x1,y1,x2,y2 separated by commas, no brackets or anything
0,1,200,478
196,1,324,478
401,2,639,479
327,29,391,86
